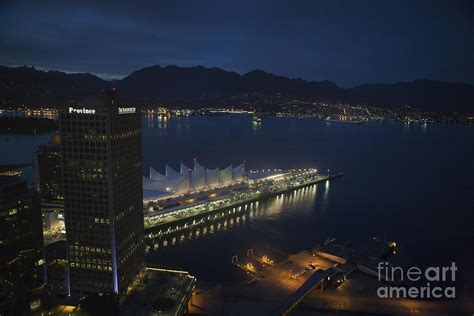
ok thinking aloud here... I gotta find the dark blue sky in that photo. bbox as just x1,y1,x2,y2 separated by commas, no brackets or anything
0,0,473,87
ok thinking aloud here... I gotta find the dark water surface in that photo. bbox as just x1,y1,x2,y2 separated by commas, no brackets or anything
143,116,474,298
2,116,473,296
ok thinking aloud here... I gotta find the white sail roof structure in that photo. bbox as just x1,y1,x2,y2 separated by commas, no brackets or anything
191,169,206,191
150,166,166,180
143,176,157,190
194,160,205,172
165,164,180,179
180,162,191,174
206,168,219,187
174,173,191,194
143,173,190,193
232,163,245,182
144,161,246,200
143,176,167,192
220,165,233,185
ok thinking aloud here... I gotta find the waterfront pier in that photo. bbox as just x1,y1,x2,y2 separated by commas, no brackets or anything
144,171,342,240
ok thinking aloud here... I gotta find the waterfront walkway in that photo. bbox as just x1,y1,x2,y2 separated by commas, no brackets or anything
144,172,342,236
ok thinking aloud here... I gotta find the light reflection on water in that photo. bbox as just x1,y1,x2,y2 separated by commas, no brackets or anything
146,184,318,249
142,116,473,287
1,116,473,290
145,183,322,281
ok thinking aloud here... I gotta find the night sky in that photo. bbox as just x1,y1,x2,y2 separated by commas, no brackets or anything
0,0,473,87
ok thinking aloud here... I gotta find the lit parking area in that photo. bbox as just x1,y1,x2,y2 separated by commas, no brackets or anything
226,250,337,300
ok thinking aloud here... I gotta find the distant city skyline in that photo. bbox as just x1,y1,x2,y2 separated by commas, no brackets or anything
0,0,473,87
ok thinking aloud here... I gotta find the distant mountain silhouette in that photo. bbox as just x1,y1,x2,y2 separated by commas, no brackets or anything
117,65,243,101
349,80,474,112
0,66,107,106
117,65,346,102
0,65,472,112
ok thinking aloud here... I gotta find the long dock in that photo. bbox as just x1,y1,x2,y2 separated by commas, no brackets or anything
144,172,342,238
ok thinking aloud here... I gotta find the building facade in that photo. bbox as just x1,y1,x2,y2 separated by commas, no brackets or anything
0,175,44,312
60,91,144,298
44,240,68,299
33,133,65,235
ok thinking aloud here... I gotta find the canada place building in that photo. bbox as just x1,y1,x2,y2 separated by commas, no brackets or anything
60,90,144,298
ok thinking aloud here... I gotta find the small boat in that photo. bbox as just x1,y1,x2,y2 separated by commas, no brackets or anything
252,116,262,123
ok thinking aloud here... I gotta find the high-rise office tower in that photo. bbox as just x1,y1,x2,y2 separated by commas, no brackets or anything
60,90,144,298
0,175,44,313
34,133,65,234
34,132,63,205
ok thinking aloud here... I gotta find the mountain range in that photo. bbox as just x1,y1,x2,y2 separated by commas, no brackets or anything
0,65,472,112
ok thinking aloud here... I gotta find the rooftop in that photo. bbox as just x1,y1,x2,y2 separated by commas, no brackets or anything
121,267,196,316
